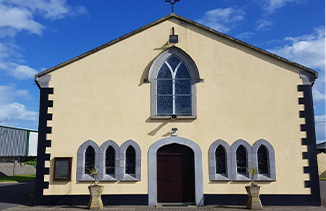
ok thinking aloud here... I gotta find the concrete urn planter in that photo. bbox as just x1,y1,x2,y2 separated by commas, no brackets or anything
245,185,263,210
88,185,104,210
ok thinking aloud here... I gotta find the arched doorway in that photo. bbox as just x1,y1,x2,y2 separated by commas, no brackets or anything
157,144,195,203
148,137,203,206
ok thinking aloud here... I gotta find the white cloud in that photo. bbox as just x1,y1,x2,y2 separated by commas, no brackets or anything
268,27,325,71
255,19,274,31
0,42,39,80
0,0,87,79
0,85,37,125
0,85,30,103
196,7,245,33
312,88,326,108
0,103,38,123
4,0,87,20
262,0,303,14
0,4,43,35
10,65,38,80
236,32,254,40
315,115,326,143
269,27,325,109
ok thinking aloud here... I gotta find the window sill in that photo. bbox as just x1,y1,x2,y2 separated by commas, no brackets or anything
211,174,231,181
99,174,118,181
151,115,197,120
77,174,95,182
120,174,140,181
256,174,275,181
234,174,251,181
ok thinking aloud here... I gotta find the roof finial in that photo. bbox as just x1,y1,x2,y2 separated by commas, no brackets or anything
165,0,180,13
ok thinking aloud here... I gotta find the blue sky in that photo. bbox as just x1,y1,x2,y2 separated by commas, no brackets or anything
0,0,325,143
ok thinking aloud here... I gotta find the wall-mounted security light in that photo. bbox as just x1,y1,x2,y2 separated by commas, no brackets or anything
171,114,177,120
172,128,178,136
169,27,178,44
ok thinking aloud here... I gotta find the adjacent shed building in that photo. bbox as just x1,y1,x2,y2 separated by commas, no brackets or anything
0,125,38,176
0,125,38,157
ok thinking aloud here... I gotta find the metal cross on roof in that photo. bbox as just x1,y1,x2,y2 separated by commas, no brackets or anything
165,0,180,13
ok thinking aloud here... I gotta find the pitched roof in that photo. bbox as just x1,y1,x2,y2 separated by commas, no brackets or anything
35,13,318,80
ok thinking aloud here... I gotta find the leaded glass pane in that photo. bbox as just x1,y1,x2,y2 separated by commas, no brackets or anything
105,146,115,176
157,80,173,94
157,63,172,78
167,56,181,71
257,146,269,175
175,96,191,115
236,146,247,175
175,79,191,94
215,146,226,174
157,96,173,115
126,146,136,174
85,146,95,175
175,63,190,78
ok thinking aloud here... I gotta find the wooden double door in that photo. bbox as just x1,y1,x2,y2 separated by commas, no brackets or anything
157,144,195,203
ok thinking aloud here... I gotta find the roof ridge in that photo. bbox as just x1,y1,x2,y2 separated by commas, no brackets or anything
35,13,317,81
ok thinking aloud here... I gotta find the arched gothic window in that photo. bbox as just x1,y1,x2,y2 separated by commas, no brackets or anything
148,47,200,119
252,139,276,181
105,146,115,176
257,145,269,175
77,140,99,182
126,146,136,175
215,145,226,174
157,56,191,115
85,146,95,175
236,145,247,175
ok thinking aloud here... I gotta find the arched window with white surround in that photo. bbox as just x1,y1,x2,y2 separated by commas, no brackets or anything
208,139,231,181
98,140,119,181
148,47,200,119
118,140,141,181
252,139,276,181
77,140,100,182
230,139,252,181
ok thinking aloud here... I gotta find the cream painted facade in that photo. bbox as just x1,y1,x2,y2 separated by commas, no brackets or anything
34,14,320,206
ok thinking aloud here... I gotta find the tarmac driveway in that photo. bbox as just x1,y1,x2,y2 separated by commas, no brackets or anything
0,181,34,211
0,180,325,210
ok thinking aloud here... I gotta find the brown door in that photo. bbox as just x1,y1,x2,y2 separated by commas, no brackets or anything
157,144,195,203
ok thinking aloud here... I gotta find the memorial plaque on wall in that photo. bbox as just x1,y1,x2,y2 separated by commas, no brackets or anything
53,157,72,181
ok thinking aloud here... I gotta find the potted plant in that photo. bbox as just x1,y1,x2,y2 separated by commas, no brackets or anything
87,166,104,210
245,166,263,210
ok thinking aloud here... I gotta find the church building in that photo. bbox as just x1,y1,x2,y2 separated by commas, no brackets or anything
34,14,321,206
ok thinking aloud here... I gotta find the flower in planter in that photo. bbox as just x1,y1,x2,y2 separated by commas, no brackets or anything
88,166,99,186
247,166,259,187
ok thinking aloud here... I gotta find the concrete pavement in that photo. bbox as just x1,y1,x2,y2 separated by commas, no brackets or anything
3,205,326,211
0,180,325,210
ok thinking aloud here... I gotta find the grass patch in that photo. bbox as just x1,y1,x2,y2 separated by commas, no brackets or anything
320,177,326,180
0,174,36,183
